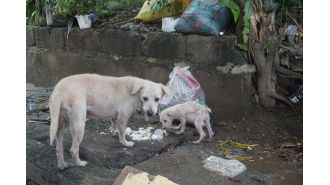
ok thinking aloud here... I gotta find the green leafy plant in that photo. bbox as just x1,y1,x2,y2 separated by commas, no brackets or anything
219,0,240,23
150,0,183,15
26,0,46,24
54,0,96,16
237,0,252,51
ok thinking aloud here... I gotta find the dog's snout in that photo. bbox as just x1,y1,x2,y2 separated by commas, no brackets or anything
147,110,153,116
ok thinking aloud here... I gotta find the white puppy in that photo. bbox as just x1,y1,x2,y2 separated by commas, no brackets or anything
160,101,214,144
49,74,171,169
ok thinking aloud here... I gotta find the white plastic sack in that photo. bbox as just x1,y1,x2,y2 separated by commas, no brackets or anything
162,17,179,32
159,66,205,110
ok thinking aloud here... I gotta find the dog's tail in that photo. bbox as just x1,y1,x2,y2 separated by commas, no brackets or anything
49,93,61,146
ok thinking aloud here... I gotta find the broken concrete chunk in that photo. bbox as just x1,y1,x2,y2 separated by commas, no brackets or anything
216,63,256,74
231,64,256,74
216,62,234,73
202,156,247,178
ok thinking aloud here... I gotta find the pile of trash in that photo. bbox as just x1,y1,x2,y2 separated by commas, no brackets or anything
159,66,206,111
125,127,165,141
135,0,234,36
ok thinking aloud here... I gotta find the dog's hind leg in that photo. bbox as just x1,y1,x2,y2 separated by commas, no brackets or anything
56,116,69,169
192,120,206,144
69,104,88,167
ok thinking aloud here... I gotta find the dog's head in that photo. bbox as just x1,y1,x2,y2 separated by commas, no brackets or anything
132,80,172,117
159,110,173,129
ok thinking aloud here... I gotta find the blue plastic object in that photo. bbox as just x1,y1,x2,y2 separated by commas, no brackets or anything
174,0,234,36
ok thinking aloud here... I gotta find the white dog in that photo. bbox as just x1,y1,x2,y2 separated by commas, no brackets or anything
160,101,214,144
49,74,171,169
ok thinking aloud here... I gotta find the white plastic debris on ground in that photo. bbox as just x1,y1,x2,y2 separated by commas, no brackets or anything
151,129,164,141
202,156,247,178
125,127,165,141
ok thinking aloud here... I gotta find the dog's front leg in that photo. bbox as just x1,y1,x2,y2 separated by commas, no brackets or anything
175,119,186,135
116,114,134,147
109,119,119,137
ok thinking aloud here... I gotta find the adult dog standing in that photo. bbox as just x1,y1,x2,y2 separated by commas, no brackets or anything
49,74,171,169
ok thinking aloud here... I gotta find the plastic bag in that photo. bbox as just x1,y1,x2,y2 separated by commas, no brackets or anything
159,66,205,110
174,0,233,36
135,0,192,22
202,156,247,178
162,17,179,32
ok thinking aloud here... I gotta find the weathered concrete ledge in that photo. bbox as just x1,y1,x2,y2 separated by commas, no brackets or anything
26,26,255,121
27,26,246,65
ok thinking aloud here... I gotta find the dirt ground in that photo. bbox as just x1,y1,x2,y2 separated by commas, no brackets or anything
134,106,303,185
26,84,302,185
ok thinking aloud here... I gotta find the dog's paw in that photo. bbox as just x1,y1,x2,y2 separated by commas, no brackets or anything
192,140,201,144
174,131,183,135
125,141,135,147
58,161,69,170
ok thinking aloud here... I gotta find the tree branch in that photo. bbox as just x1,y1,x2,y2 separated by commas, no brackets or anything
275,65,303,79
287,12,303,33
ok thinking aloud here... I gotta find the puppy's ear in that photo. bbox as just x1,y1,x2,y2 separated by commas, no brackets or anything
132,82,143,95
159,83,172,97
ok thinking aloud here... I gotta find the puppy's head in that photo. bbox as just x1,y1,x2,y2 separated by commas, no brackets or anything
160,110,173,129
132,80,172,117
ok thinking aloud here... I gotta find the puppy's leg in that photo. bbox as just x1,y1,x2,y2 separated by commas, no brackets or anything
171,123,181,130
192,120,206,144
205,118,214,141
117,114,134,147
69,104,88,167
56,117,69,169
175,119,186,135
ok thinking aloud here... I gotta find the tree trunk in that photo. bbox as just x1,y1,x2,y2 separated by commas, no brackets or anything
249,0,282,108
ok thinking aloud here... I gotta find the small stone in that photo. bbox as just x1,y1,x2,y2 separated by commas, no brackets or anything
199,151,209,160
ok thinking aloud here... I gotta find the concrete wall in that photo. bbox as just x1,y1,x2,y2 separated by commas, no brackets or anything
26,26,254,121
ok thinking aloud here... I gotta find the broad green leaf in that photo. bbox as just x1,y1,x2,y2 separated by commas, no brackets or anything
242,0,252,44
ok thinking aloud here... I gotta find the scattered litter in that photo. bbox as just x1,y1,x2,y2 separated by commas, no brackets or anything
159,66,206,110
113,166,178,185
125,127,133,135
27,101,49,112
202,156,247,178
29,118,50,125
218,139,258,160
151,129,164,141
125,127,165,141
289,85,303,104
100,131,107,135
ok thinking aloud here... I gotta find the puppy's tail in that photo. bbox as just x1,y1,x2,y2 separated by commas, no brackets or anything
206,107,212,113
49,93,61,146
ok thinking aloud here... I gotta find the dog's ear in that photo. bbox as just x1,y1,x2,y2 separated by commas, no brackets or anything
132,82,143,95
159,83,172,97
